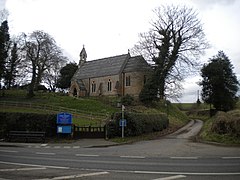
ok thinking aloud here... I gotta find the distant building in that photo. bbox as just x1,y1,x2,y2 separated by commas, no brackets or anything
69,46,152,98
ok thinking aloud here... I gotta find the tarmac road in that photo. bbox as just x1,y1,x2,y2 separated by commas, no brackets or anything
0,120,240,179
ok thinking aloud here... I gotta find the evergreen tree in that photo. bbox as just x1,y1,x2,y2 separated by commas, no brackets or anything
0,20,10,87
5,43,19,88
139,73,158,104
57,63,78,89
200,51,239,111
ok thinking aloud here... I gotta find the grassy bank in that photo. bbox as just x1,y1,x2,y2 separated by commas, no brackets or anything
198,109,240,145
176,101,240,145
0,90,118,126
1,90,189,139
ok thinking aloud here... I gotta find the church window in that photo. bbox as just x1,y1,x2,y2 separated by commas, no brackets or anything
108,79,112,91
126,76,131,86
92,81,96,92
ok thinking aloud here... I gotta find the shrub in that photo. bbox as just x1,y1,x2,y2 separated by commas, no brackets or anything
107,112,169,138
121,94,134,106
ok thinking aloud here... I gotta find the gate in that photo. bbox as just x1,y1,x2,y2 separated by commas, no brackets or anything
73,125,106,139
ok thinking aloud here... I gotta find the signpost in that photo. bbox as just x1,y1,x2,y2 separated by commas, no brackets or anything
57,112,72,135
120,105,126,138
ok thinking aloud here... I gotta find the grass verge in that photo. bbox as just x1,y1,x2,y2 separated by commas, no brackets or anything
199,118,240,145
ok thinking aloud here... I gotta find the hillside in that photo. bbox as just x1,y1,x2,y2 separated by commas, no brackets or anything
0,90,189,130
0,90,117,126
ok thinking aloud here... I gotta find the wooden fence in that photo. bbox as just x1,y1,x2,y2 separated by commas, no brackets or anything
73,125,106,139
0,101,109,122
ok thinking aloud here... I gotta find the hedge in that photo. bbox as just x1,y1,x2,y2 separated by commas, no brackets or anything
0,112,57,139
107,112,169,138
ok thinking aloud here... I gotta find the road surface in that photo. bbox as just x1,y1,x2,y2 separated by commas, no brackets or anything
0,120,240,179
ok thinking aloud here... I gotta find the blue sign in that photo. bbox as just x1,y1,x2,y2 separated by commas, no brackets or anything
57,125,72,134
57,112,72,124
119,119,127,127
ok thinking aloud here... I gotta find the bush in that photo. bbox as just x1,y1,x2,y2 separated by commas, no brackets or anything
211,111,240,137
107,112,169,138
0,112,57,139
121,94,134,106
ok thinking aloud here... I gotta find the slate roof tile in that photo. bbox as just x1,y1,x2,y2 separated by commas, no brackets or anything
72,53,152,80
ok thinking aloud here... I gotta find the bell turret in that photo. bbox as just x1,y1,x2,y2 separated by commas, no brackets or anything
79,45,87,67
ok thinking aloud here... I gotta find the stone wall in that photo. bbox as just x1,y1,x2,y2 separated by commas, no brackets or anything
82,74,120,96
70,71,151,98
124,71,146,97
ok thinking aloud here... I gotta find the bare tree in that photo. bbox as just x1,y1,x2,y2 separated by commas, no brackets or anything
43,55,67,92
134,5,209,101
0,9,8,23
22,30,67,96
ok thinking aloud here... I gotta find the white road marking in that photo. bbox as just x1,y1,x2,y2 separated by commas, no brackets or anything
73,146,80,148
36,152,56,155
120,155,145,159
63,146,71,149
41,144,48,146
53,146,61,148
153,175,186,180
0,167,46,172
222,157,240,159
0,150,18,153
134,170,240,175
76,154,99,157
170,157,198,160
35,171,109,180
0,161,69,169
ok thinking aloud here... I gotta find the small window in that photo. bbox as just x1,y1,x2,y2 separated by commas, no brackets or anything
126,76,131,86
108,79,112,91
92,81,96,92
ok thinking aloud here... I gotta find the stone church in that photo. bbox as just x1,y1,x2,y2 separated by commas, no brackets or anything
69,46,152,98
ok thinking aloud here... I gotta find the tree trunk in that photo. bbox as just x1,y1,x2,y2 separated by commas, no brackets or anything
28,63,36,97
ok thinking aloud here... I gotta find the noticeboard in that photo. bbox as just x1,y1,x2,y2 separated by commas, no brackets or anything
57,112,72,125
57,125,72,134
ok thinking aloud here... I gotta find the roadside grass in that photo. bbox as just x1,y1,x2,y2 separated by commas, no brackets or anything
175,101,240,145
199,117,240,145
197,103,240,145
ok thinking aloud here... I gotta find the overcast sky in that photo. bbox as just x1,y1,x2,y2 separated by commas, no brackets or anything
1,0,240,102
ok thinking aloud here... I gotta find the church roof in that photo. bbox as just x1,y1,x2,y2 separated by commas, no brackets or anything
72,53,151,80
123,55,152,73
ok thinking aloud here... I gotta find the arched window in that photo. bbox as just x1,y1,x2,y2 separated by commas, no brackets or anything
92,81,96,92
108,79,112,91
126,76,131,86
